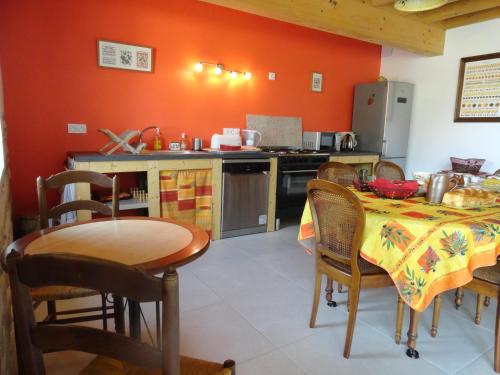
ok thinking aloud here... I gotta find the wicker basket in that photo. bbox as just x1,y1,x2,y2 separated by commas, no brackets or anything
368,179,418,200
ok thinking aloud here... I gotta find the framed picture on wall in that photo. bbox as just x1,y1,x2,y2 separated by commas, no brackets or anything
454,52,500,122
311,72,323,93
97,40,154,73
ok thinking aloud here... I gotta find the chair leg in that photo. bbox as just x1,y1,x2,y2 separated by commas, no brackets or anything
431,295,441,337
475,294,485,325
310,271,322,328
113,295,125,334
101,293,108,331
338,283,343,293
344,286,360,359
485,297,491,307
325,278,336,307
494,292,500,373
455,287,464,309
47,301,57,322
395,295,405,344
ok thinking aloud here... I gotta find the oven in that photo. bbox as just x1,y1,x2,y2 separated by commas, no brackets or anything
276,154,329,221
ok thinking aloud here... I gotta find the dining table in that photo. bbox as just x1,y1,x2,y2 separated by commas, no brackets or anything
4,216,210,343
299,187,500,358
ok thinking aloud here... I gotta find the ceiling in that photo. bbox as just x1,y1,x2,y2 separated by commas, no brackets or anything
198,0,500,56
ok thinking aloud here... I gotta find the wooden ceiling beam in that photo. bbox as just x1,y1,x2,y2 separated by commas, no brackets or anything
418,0,500,24
440,6,500,28
198,0,445,55
371,0,394,6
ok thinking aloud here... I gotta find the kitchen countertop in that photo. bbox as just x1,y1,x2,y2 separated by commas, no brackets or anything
67,150,380,162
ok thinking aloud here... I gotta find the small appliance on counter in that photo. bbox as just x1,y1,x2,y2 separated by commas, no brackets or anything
302,131,336,151
334,132,357,152
210,134,242,149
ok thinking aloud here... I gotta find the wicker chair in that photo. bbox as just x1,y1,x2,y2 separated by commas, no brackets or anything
316,162,359,299
317,162,358,186
494,169,500,177
374,161,405,180
307,179,399,358
5,251,235,375
34,170,121,330
449,264,500,373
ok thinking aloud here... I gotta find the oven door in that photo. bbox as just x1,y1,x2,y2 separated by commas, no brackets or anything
278,169,317,209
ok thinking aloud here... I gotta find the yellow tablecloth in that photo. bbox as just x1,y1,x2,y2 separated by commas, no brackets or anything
299,188,500,311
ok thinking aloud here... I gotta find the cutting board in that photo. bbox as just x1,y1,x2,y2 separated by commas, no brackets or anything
246,114,302,148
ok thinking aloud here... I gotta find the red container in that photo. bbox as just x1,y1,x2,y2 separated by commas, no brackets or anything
368,179,418,200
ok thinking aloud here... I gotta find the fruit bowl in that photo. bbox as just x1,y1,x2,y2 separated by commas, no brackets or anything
368,179,418,200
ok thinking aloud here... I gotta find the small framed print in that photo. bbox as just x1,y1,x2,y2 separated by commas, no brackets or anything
454,52,500,122
98,40,153,73
311,72,323,93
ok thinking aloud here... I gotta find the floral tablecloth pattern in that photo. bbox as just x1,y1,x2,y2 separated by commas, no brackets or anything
299,189,500,311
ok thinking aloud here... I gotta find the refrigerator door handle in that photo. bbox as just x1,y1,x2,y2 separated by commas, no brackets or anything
381,139,387,157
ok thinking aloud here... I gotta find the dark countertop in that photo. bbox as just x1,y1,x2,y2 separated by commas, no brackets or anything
67,150,379,162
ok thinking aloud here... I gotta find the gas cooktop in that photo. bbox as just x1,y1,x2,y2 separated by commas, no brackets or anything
260,147,329,156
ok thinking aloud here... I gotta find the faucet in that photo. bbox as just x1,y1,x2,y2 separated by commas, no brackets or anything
139,126,160,144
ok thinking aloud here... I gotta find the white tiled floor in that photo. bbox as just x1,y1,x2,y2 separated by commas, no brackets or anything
38,225,497,374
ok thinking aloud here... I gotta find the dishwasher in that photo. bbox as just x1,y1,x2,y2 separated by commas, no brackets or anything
221,159,270,238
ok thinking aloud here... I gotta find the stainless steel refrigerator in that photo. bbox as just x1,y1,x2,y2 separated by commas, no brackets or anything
351,81,414,170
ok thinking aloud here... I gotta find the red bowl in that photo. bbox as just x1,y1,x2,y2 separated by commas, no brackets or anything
368,179,418,200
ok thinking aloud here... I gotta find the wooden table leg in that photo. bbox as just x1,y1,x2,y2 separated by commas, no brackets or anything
406,308,421,359
164,268,180,375
129,300,141,341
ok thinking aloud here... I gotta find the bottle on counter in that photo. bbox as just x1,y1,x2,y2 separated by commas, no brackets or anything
153,128,163,151
180,132,188,150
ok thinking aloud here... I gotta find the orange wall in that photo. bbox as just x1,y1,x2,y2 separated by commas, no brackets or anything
0,0,381,217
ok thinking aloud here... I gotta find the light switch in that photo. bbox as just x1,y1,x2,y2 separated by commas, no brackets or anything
268,72,276,81
68,123,87,134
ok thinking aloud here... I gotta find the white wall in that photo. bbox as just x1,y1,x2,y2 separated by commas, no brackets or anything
380,19,500,176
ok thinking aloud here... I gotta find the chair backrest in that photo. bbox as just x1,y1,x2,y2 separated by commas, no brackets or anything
307,179,365,276
494,169,500,177
317,162,357,186
37,170,119,229
5,251,171,375
374,161,405,181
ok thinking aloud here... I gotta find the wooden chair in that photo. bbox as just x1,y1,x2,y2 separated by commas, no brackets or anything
35,170,121,329
374,161,405,180
316,162,358,299
494,169,500,177
439,264,500,373
317,162,358,186
307,179,399,358
5,251,235,375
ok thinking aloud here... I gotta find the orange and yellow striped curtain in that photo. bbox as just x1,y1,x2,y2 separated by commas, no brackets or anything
160,169,212,235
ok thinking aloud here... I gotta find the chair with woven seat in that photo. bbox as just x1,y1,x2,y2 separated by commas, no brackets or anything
307,179,400,358
35,170,121,330
374,161,405,181
317,161,358,186
316,162,358,301
5,251,235,375
441,264,500,373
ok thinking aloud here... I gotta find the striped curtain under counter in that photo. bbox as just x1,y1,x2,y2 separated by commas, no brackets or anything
159,169,213,236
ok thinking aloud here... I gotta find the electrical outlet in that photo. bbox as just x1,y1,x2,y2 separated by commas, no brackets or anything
68,123,87,134
268,72,276,81
223,128,240,135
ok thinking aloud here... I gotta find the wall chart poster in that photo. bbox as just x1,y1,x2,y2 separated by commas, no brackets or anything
454,52,500,122
98,40,153,73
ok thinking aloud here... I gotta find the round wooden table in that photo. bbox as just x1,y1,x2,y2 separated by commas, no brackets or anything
5,217,210,340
